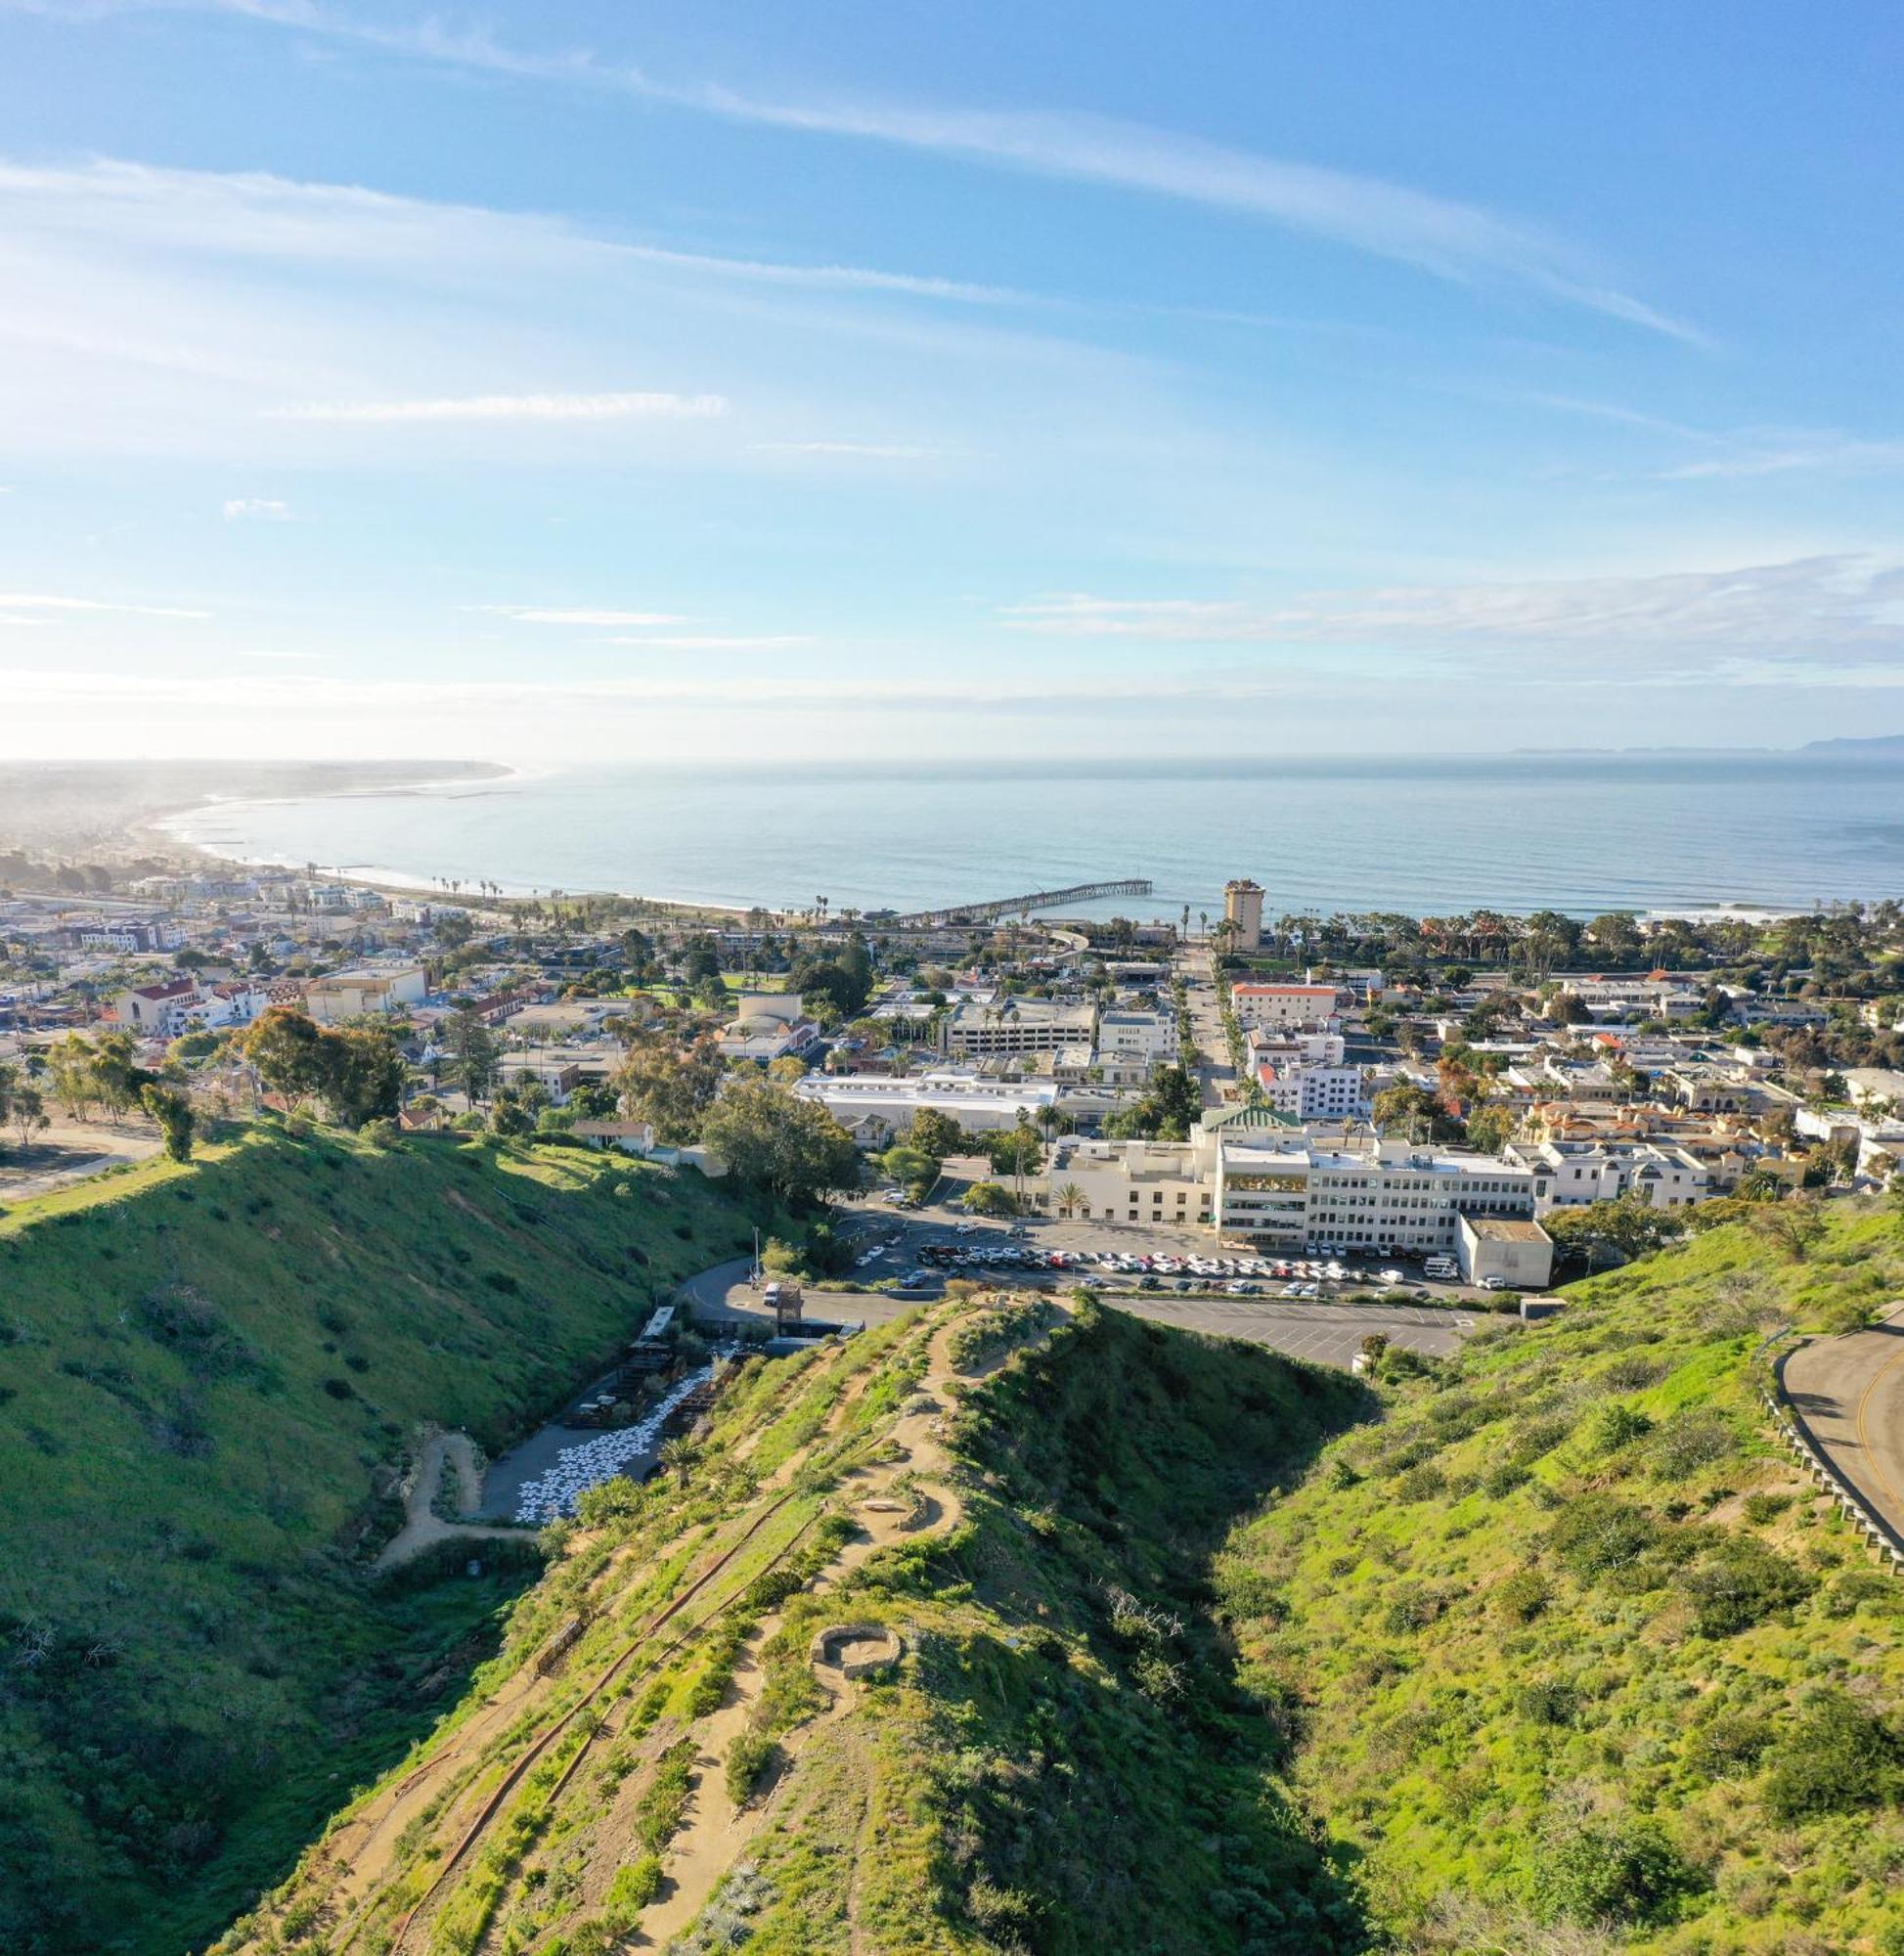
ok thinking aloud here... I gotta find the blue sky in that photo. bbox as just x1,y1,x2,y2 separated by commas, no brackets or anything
1,0,1901,762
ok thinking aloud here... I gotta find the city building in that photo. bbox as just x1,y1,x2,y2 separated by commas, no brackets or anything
1215,1133,1542,1252
1230,982,1341,1030
940,999,1097,1058
792,1070,1058,1146
303,963,428,1023
1456,1215,1556,1289
1253,1059,1371,1122
1047,1135,1214,1228
1504,1138,1711,1213
1222,877,1264,950
1096,1007,1175,1068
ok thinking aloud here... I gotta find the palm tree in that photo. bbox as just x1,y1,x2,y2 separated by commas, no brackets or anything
1056,1180,1085,1220
657,1435,698,1489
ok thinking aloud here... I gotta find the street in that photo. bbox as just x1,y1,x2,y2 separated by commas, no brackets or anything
1782,1308,1904,1548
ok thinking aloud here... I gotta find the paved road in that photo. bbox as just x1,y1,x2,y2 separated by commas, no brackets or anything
1783,1308,1904,1545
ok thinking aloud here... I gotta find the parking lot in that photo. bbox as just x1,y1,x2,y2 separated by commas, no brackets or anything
691,1194,1493,1369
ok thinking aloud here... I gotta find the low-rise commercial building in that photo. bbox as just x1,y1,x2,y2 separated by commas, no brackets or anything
1505,1138,1711,1213
793,1071,1057,1146
1456,1215,1555,1289
1230,982,1340,1030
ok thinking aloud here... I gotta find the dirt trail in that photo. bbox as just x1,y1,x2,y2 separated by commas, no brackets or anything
630,1308,1044,1947
259,1300,1057,1956
375,1430,526,1572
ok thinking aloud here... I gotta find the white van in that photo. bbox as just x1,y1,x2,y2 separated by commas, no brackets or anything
1423,1257,1458,1281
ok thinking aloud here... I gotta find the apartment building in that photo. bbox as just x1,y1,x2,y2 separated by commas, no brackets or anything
1229,982,1341,1030
1505,1137,1711,1214
303,963,428,1023
1096,1007,1175,1067
1254,1061,1371,1122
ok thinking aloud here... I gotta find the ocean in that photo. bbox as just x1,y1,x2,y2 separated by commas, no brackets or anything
158,754,1904,921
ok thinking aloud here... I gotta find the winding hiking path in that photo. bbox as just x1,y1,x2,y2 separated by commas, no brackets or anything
375,1430,527,1572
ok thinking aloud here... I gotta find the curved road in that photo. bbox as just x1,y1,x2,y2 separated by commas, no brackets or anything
1783,1308,1904,1547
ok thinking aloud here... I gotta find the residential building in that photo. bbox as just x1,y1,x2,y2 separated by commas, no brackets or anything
303,963,428,1023
1505,1138,1711,1214
1254,1060,1370,1122
1229,982,1340,1030
1222,878,1264,950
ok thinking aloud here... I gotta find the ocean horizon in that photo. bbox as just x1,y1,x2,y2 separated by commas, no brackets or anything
158,751,1904,922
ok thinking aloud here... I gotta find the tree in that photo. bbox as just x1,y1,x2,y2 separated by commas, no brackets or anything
241,1008,330,1113
318,1025,406,1130
1054,1180,1085,1219
1545,1194,1682,1269
90,1030,144,1123
1371,1082,1461,1142
1464,1103,1517,1156
432,911,473,949
43,1034,101,1120
140,1083,195,1163
907,1107,964,1162
1753,1195,1829,1263
879,1144,936,1197
616,1036,726,1143
444,1006,502,1105
961,1179,1016,1217
700,1077,859,1203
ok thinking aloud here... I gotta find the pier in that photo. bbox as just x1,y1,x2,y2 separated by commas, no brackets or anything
887,877,1153,929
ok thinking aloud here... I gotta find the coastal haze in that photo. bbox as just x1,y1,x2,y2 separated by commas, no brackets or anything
161,749,1904,917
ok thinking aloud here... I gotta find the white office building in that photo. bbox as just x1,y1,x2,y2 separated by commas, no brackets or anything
793,1071,1058,1146
1216,1134,1542,1252
1504,1138,1711,1214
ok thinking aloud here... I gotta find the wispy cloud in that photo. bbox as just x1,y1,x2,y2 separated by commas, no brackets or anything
222,496,290,520
264,389,728,423
752,440,954,461
20,3,1701,342
599,634,815,650
1002,555,1904,663
474,605,687,627
1656,434,1904,481
0,589,210,618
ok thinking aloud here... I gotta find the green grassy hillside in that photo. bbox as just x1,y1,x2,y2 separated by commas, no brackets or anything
1225,1203,1904,1953
0,1125,755,1956
214,1295,1377,1956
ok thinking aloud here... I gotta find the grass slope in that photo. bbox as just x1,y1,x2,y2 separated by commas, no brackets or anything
1227,1202,1904,1953
0,1125,755,1956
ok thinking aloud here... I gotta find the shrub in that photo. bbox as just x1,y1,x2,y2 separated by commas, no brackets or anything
1591,1401,1655,1451
1395,1462,1446,1503
1762,1691,1902,1820
483,1270,519,1295
1685,1712,1774,1778
1677,1534,1813,1637
1546,1495,1660,1579
725,1729,779,1807
1495,1567,1552,1623
601,1854,663,1929
1529,1818,1698,1927
1649,1412,1738,1479
1517,1677,1580,1726
1822,1568,1898,1617
1741,1491,1793,1526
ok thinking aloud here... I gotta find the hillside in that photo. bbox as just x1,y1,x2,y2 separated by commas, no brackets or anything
0,1126,758,1956
213,1296,1373,1956
1226,1203,1904,1952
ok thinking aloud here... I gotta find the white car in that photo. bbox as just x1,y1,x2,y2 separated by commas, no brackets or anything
1380,1268,1404,1285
